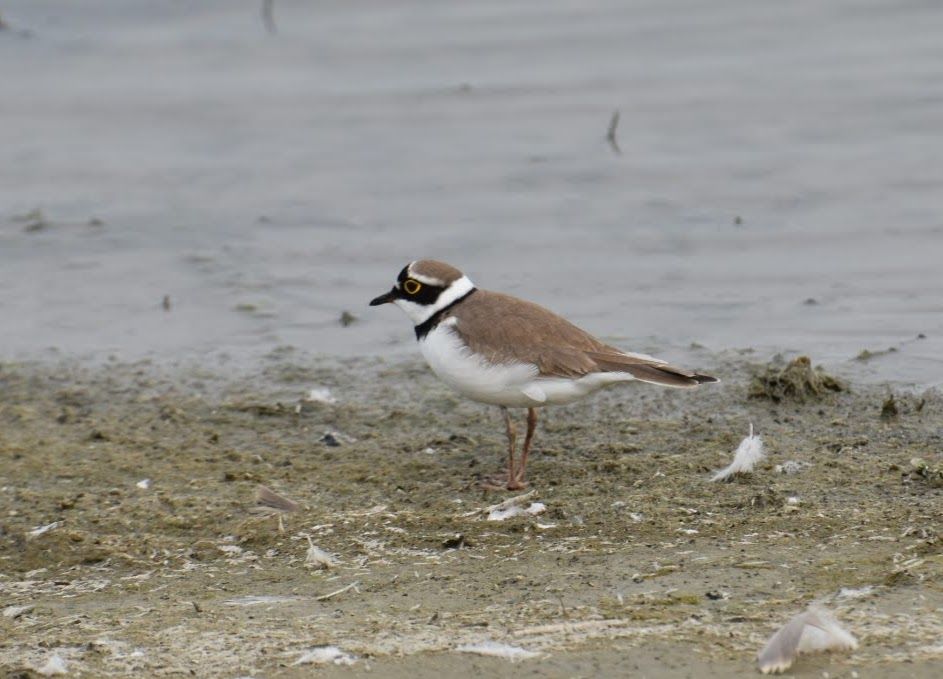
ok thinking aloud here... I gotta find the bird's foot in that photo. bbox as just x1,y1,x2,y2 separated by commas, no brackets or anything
478,472,529,492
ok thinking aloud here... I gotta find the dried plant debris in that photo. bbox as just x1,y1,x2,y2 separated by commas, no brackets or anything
255,484,300,513
455,641,540,661
292,646,357,666
13,208,50,232
321,430,355,447
855,346,897,361
223,595,297,607
441,533,470,549
750,356,844,402
463,490,547,521
315,581,359,601
745,487,785,510
756,606,857,674
909,457,943,488
3,604,34,619
711,424,765,482
774,460,808,475
880,395,898,420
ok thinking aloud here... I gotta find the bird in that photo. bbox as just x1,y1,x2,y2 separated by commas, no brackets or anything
370,260,718,490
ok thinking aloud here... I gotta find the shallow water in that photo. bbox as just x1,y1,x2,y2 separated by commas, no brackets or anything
2,1,942,385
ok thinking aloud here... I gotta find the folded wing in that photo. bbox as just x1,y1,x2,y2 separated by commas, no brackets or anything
586,350,719,388
447,290,718,388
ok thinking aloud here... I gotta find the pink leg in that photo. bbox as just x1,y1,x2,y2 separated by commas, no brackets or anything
480,407,528,491
514,407,538,486
502,407,528,490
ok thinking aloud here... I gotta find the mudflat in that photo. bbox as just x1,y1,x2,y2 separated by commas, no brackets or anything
1,353,940,677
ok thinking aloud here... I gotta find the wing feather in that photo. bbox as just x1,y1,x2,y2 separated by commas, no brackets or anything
446,290,717,386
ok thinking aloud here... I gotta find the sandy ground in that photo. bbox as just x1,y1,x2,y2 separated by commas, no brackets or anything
1,352,940,677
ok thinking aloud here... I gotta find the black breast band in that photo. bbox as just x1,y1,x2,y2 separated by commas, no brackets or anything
414,288,477,340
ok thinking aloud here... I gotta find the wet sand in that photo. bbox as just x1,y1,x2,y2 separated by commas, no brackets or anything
1,353,940,676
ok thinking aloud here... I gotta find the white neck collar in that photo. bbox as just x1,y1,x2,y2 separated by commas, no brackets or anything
394,275,475,325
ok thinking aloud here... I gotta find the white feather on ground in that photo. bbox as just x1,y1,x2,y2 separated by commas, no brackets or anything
837,585,874,600
304,538,336,569
305,387,337,404
487,502,546,521
292,646,356,666
37,654,69,676
756,606,858,674
711,423,765,482
27,521,61,538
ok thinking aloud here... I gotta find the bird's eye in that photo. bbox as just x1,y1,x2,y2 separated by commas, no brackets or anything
403,279,422,295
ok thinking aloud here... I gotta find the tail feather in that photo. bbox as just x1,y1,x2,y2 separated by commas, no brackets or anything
586,350,719,388
622,364,704,388
693,373,720,384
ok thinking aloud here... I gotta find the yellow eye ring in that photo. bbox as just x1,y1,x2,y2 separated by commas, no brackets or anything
403,279,422,294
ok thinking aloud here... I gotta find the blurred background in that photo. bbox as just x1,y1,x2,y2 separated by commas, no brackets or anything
1,0,941,385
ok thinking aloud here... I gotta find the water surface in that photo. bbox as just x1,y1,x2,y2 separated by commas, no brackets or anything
2,1,941,385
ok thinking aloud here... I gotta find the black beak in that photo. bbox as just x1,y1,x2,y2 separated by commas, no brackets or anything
369,288,397,306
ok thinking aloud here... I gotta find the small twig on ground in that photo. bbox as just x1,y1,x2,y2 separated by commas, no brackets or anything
462,489,537,517
315,581,360,602
606,110,622,154
512,619,628,637
485,489,537,514
261,0,277,34
557,596,568,619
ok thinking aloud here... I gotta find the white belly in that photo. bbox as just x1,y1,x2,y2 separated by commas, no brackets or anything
418,320,635,407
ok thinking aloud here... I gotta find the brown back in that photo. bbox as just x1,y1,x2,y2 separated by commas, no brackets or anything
445,290,712,387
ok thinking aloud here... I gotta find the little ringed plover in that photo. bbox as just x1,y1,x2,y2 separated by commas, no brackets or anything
370,260,718,490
